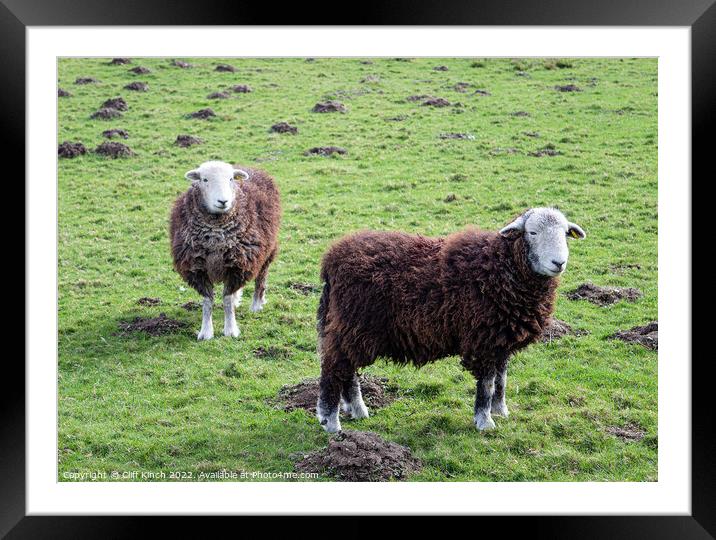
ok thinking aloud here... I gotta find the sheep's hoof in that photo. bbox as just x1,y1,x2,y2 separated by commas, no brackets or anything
250,299,266,312
474,411,496,431
223,324,240,338
350,403,370,420
317,412,341,433
491,400,509,417
197,328,214,341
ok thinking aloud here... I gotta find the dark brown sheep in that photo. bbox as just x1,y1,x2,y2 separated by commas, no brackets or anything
316,207,585,433
170,161,281,340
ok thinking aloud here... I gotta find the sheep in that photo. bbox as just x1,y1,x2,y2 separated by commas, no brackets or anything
316,207,585,433
170,160,281,340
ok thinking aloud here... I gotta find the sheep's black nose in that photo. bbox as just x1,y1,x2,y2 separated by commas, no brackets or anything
217,199,228,206
552,259,565,269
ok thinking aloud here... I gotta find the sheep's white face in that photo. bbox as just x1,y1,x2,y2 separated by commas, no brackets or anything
185,160,249,214
500,207,586,277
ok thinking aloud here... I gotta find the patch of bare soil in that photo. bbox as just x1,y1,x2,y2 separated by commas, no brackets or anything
270,122,298,134
523,131,540,138
129,66,151,74
304,146,347,157
312,101,347,113
393,58,413,62
472,89,491,96
567,283,643,306
276,374,396,413
231,85,252,93
433,65,449,71
422,97,451,107
215,64,236,72
605,423,645,442
452,82,471,92
109,58,131,65
102,128,129,139
101,97,128,111
438,132,475,140
529,145,561,157
207,91,230,99
406,94,432,102
175,134,203,147
187,108,216,120
137,297,161,306
610,322,658,350
288,282,319,294
609,262,642,274
90,107,123,120
511,111,530,117
117,313,187,337
58,141,87,159
539,318,589,343
58,88,71,97
555,84,582,92
170,59,192,68
124,82,148,92
294,431,421,482
180,301,202,311
360,75,380,83
75,77,99,84
95,141,134,158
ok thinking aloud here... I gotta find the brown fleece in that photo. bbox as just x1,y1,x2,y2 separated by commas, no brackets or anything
318,227,557,379
170,166,281,297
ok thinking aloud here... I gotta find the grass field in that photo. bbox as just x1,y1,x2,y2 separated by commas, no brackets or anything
58,57,657,482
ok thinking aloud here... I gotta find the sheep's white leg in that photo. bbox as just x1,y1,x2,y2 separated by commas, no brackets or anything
197,296,214,341
250,290,266,312
317,398,341,433
317,365,342,433
342,375,369,419
223,293,240,338
235,289,243,306
491,366,509,417
474,374,497,431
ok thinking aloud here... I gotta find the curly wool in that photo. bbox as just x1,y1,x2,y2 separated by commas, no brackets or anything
170,167,280,296
318,227,557,377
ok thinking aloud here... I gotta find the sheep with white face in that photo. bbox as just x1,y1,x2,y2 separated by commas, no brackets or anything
184,160,249,214
499,207,586,277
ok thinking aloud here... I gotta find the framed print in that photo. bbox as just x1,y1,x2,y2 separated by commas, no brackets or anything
6,0,714,536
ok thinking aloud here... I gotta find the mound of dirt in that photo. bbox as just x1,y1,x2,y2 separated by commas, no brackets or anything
124,82,148,92
58,88,71,97
406,94,432,102
175,134,203,147
102,128,129,139
101,97,128,111
270,122,298,134
91,107,123,120
540,318,589,343
312,101,347,113
610,322,658,350
187,108,216,120
276,374,396,413
109,58,131,65
231,84,252,93
137,297,161,306
180,301,202,311
511,111,530,117
207,91,230,99
605,423,645,442
555,84,582,92
75,77,99,84
288,282,319,294
129,66,151,74
567,283,643,306
215,64,236,72
171,59,192,68
117,313,187,337
439,132,475,140
294,431,421,482
95,141,134,158
473,89,491,96
422,97,451,107
304,146,347,157
58,141,87,159
452,82,471,93
529,145,561,157
433,65,449,71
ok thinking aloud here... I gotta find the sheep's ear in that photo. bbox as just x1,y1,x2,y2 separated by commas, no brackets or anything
499,213,527,238
185,169,201,183
567,222,586,239
233,169,249,182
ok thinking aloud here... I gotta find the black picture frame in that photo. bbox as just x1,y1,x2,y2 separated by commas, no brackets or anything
5,0,712,536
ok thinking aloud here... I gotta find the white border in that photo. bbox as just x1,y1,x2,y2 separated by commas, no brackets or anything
27,27,690,515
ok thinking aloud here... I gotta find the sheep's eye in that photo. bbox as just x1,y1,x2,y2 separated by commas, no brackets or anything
203,178,208,183
529,232,537,236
